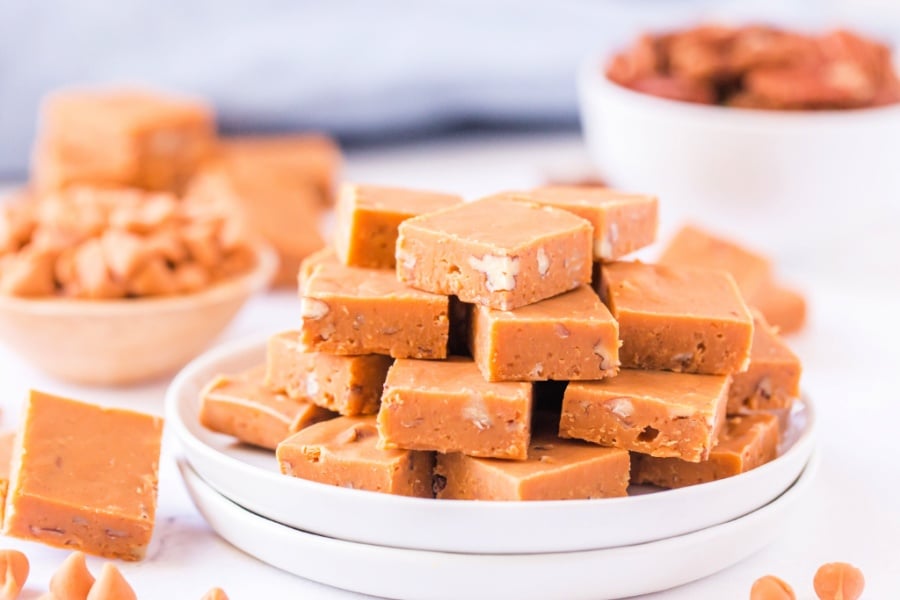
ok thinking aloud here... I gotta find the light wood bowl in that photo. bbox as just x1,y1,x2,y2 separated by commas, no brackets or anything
0,242,278,386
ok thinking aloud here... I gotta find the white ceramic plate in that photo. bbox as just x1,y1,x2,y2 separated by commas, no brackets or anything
167,336,816,554
181,454,818,600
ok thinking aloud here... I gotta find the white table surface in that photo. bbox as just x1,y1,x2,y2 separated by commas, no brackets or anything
1,132,898,599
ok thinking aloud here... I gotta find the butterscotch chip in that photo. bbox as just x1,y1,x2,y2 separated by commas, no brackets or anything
470,285,619,382
3,391,163,560
266,332,391,416
277,416,434,497
85,563,136,600
729,312,801,413
435,432,629,500
99,229,150,281
561,370,730,462
127,257,178,297
813,562,865,600
600,262,753,375
72,239,127,299
632,413,779,487
0,247,57,297
508,186,658,261
300,261,449,359
0,549,28,600
378,358,533,460
50,551,96,600
750,575,796,600
0,431,17,524
200,364,334,450
334,184,462,269
201,588,230,600
173,261,211,294
0,203,36,255
396,196,593,310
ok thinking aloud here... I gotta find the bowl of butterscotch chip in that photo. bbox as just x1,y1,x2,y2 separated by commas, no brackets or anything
579,24,900,224
0,185,277,385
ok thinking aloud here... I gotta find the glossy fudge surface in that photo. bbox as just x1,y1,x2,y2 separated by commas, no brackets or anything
396,196,592,310
728,312,801,413
600,261,753,375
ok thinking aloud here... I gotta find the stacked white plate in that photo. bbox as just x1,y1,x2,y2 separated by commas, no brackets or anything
166,337,818,600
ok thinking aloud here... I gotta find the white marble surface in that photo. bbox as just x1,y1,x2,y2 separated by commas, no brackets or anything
1,133,899,598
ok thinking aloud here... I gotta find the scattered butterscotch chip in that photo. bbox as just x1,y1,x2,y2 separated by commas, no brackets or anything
334,183,462,269
201,588,229,600
813,562,865,600
0,549,29,600
85,563,136,600
49,551,95,600
3,391,164,560
750,575,796,600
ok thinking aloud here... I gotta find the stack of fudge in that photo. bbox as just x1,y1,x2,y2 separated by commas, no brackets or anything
200,184,802,500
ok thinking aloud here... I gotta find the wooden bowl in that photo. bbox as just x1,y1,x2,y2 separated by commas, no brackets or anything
0,242,278,386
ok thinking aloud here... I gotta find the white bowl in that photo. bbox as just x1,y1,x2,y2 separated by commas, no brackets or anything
577,55,900,236
167,335,817,554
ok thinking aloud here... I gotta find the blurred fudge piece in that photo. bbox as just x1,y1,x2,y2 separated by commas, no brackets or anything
632,413,779,488
33,87,215,192
507,186,658,261
199,364,334,450
334,183,462,269
561,369,730,463
378,357,533,460
434,431,629,500
3,390,163,560
728,311,801,414
600,261,753,375
276,416,433,497
0,431,15,524
300,260,448,359
753,284,807,334
266,331,391,416
396,196,592,310
470,285,619,382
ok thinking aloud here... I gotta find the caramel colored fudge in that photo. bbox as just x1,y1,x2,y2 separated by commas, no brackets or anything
266,331,392,416
632,413,780,488
199,364,334,449
298,246,339,290
470,285,619,382
0,431,16,524
4,391,164,560
434,432,629,500
508,186,658,260
754,284,807,334
561,370,730,462
334,184,462,269
378,358,533,460
300,260,449,359
277,416,433,497
600,262,753,375
33,88,215,192
728,313,801,414
396,196,592,310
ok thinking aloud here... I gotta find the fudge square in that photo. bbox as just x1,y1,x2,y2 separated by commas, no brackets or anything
728,312,802,414
276,416,434,497
396,196,593,310
334,184,462,269
266,331,392,416
434,432,630,500
600,261,753,375
561,369,730,462
3,391,164,560
300,260,449,359
632,413,780,488
509,186,658,261
378,357,533,460
33,88,215,192
199,364,334,450
470,285,620,382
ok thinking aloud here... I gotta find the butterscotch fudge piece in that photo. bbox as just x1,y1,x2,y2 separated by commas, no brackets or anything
33,88,215,192
298,246,340,290
561,369,730,462
266,331,392,416
396,196,592,310
632,413,780,488
334,184,462,269
509,186,658,260
470,285,619,382
0,431,15,524
378,357,533,460
754,284,807,334
276,416,433,497
728,312,801,413
4,391,163,560
434,432,629,500
199,364,334,449
600,262,753,375
300,261,449,359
